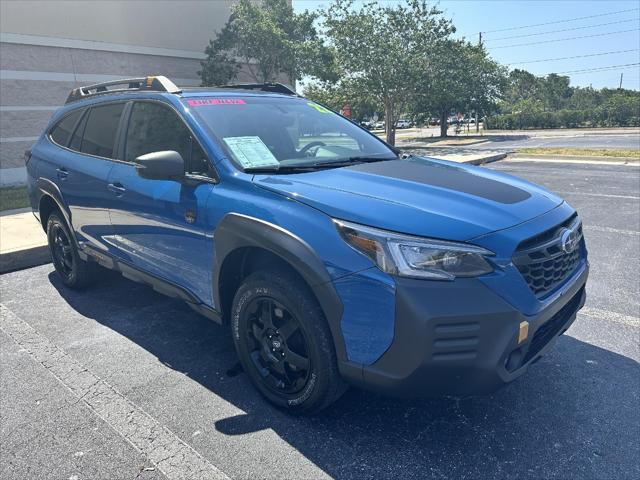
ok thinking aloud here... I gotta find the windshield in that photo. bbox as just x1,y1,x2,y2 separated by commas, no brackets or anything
184,96,396,171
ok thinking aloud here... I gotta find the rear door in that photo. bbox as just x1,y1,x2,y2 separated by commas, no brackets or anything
45,102,125,250
106,100,216,304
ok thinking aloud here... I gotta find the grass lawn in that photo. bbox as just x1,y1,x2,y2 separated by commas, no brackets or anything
0,187,30,212
517,147,640,158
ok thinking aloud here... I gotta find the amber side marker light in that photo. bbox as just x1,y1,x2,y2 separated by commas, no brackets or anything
518,321,529,344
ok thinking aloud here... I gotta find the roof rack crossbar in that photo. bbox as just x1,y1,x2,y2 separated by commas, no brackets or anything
218,82,297,96
65,75,181,104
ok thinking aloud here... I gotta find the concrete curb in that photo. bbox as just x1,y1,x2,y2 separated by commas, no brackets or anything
400,147,509,165
0,245,51,274
510,153,639,163
463,152,508,165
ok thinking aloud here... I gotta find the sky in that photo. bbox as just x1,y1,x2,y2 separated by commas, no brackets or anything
292,0,640,90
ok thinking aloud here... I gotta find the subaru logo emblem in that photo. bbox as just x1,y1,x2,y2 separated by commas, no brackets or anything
560,227,579,254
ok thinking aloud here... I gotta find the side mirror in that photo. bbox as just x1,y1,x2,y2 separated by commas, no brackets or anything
135,150,184,180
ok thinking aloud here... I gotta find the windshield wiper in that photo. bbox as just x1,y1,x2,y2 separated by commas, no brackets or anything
244,155,398,174
334,155,398,164
243,164,319,173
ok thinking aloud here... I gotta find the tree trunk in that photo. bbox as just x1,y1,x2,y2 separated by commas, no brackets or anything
384,101,396,146
440,110,448,137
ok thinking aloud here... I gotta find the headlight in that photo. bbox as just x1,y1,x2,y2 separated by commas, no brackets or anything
334,219,494,280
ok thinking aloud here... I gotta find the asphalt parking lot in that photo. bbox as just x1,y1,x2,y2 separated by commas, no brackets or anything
469,134,640,151
1,159,639,480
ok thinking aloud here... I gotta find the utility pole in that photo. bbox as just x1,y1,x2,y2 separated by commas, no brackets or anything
619,72,624,89
478,32,483,46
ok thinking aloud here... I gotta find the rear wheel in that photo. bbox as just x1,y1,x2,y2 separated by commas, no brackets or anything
47,213,96,289
231,267,346,414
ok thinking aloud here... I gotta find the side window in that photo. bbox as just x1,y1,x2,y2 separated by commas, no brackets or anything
49,109,83,147
125,102,210,175
80,103,125,158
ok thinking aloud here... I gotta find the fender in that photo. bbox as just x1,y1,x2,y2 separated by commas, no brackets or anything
36,177,79,245
213,213,352,367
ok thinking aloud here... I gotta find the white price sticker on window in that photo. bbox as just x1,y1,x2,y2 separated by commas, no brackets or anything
223,136,279,168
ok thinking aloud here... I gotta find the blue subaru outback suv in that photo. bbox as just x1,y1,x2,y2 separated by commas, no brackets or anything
27,76,588,413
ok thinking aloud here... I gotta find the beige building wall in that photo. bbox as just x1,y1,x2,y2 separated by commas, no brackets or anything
0,0,242,185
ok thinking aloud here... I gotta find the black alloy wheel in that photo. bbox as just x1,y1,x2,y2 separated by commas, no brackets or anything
231,267,346,413
50,222,74,280
244,297,311,394
46,212,97,289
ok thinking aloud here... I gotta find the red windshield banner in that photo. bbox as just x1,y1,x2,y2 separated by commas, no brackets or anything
187,98,246,106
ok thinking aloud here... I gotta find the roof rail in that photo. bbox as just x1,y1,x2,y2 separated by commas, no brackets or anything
65,75,181,104
218,82,298,96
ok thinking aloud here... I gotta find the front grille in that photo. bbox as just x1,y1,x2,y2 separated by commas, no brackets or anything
523,286,584,363
513,214,585,298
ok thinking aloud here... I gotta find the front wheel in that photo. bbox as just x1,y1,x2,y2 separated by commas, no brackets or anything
231,267,346,414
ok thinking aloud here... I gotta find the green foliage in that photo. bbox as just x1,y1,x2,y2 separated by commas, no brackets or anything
494,69,640,129
199,0,333,85
322,0,454,144
198,0,638,135
486,105,640,130
0,187,29,212
412,40,506,136
303,80,382,121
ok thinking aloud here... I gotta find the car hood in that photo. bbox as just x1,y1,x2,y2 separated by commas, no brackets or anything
253,157,563,241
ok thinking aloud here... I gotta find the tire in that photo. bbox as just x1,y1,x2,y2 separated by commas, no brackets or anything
231,267,346,414
47,212,97,289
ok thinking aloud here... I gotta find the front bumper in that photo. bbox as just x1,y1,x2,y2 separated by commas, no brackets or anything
341,262,588,397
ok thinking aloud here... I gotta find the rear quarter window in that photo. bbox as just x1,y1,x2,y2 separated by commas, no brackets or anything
80,103,125,158
49,109,83,147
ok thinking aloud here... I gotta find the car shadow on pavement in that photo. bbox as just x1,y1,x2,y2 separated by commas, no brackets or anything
48,270,640,480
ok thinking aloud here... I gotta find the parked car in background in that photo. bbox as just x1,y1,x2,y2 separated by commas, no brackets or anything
28,75,589,414
395,119,412,129
374,121,385,130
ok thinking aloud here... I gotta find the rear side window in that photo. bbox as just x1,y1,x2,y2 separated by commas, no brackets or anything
125,102,209,175
80,103,125,158
49,109,83,147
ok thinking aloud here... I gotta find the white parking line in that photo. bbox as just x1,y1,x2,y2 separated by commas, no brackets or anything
557,191,639,200
579,307,640,328
0,304,230,480
504,158,640,166
585,225,640,236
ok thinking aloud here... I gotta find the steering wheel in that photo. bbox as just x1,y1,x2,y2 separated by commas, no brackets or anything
299,141,326,157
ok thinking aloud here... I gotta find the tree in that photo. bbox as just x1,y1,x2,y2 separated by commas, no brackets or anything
412,40,506,136
322,0,454,145
303,80,382,121
199,0,334,86
567,86,602,110
504,69,540,107
539,73,572,111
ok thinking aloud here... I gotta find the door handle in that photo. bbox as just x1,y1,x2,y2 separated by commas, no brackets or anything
56,167,69,181
107,182,126,196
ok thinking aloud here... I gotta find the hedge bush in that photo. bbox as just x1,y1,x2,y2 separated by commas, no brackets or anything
486,107,640,130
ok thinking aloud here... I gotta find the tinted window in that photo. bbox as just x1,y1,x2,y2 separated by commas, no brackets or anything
50,109,83,147
125,102,209,175
80,103,124,158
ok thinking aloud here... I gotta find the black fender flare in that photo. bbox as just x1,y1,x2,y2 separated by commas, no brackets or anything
213,213,350,365
36,177,78,245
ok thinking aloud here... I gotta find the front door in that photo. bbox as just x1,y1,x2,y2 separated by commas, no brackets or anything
106,100,216,305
